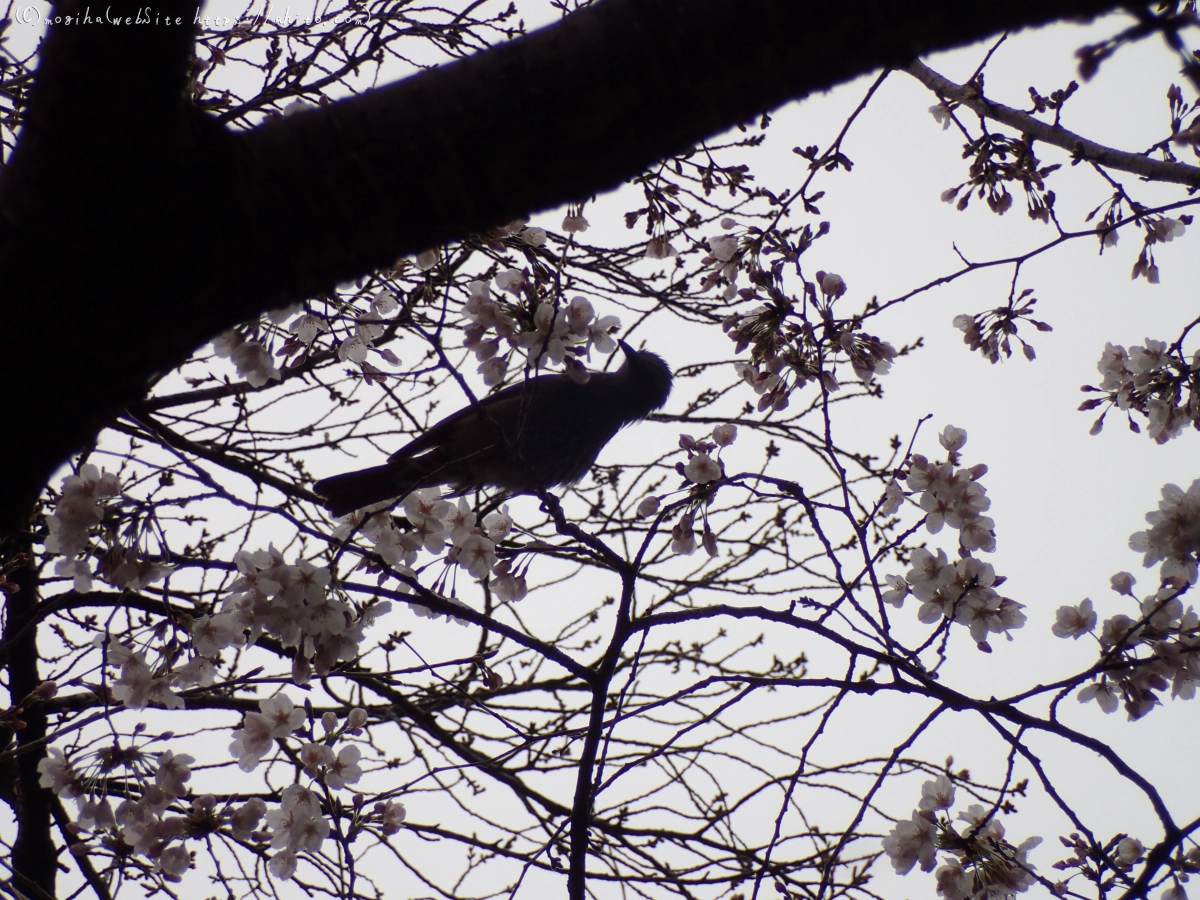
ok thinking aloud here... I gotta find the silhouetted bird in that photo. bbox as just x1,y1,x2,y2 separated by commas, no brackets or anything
315,341,672,517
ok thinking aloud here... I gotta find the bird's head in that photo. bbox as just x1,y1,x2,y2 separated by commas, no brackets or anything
615,340,673,420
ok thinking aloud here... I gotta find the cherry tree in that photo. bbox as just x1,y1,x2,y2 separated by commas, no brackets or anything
1,2,1199,900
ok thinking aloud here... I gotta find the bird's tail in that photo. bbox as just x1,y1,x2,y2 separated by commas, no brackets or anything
314,465,407,518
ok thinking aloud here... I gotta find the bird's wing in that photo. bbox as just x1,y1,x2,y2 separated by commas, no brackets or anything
386,374,552,465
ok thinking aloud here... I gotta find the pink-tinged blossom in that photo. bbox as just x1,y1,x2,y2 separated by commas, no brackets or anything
906,548,951,601
355,312,384,343
230,693,305,771
879,480,905,516
919,774,955,811
378,799,407,834
415,248,438,270
684,453,722,485
819,271,847,299
1097,342,1131,390
490,559,528,602
337,334,370,364
637,496,661,519
54,557,94,592
230,798,267,840
881,810,938,874
77,798,116,831
483,505,513,541
518,302,573,366
155,750,194,797
109,646,183,711
712,423,738,446
1110,571,1137,596
37,748,81,799
938,425,967,453
300,742,334,775
347,707,368,731
158,844,190,878
881,574,909,608
672,510,697,555
708,234,738,262
192,612,246,658
1129,480,1200,584
231,340,281,387
325,745,363,789
446,498,477,543
959,515,997,552
288,313,330,344
475,352,508,387
1100,614,1139,647
494,268,525,294
1052,599,1097,639
562,213,589,233
935,859,973,900
645,236,678,259
1078,680,1120,713
457,534,498,580
1115,837,1144,867
269,849,298,879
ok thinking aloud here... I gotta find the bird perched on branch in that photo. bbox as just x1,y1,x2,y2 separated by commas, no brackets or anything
314,341,672,517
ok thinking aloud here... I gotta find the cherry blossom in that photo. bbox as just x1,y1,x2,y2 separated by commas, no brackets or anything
1052,599,1097,639
288,313,330,344
483,505,514,541
269,849,298,879
457,533,498,580
231,340,281,387
1078,680,1120,714
325,745,363,789
1110,571,1137,596
636,496,661,519
230,798,267,840
37,748,81,799
155,750,193,796
919,774,955,811
490,558,528,602
377,799,407,834
158,844,190,878
671,510,697,555
684,452,721,485
882,810,938,874
230,693,306,771
645,235,678,259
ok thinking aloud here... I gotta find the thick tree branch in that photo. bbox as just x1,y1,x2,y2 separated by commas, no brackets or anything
0,0,1125,528
905,58,1200,187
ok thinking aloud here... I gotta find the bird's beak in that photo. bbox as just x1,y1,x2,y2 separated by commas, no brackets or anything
617,339,634,358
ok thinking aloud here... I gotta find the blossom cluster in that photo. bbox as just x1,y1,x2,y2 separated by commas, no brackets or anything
212,545,390,684
461,276,621,386
882,774,1042,900
1083,339,1200,443
877,427,1023,647
1054,481,1200,719
213,326,285,387
1129,215,1189,284
951,290,1052,365
37,699,399,884
637,425,738,557
44,464,176,595
342,489,527,606
37,741,260,882
699,219,743,299
724,272,896,412
45,463,121,590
